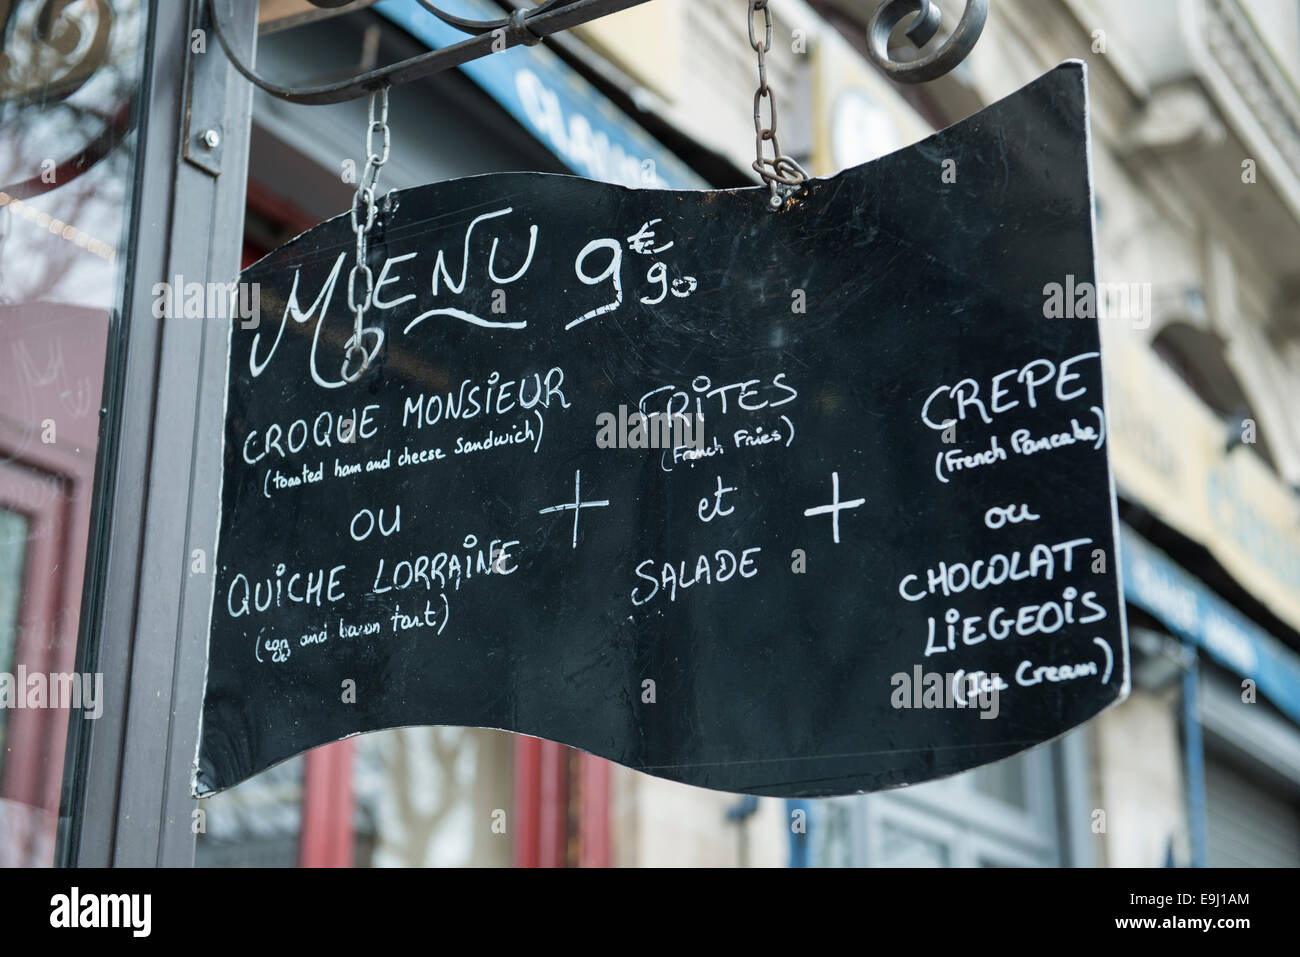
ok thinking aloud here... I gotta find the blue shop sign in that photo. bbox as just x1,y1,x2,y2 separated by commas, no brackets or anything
1121,525,1300,726
374,0,708,189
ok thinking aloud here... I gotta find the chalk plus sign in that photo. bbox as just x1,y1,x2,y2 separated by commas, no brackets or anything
803,471,865,544
539,469,610,549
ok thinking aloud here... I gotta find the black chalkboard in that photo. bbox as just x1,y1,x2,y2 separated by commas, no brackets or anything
196,61,1128,797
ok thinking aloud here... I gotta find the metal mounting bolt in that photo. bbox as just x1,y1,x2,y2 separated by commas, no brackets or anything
200,129,221,150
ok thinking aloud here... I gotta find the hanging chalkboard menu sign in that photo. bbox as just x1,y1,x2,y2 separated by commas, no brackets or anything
196,62,1128,797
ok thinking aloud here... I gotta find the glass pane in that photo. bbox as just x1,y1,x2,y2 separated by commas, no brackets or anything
0,508,27,676
0,506,29,789
878,822,951,867
0,0,149,865
195,756,305,868
193,726,516,868
971,755,1030,810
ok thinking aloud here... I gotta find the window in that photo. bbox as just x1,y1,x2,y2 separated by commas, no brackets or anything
0,0,149,865
819,744,1068,867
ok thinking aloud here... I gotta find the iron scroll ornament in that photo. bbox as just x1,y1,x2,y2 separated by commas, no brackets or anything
195,63,1129,798
866,0,989,83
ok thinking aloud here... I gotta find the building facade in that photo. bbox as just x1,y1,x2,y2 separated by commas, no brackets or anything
1,0,1297,866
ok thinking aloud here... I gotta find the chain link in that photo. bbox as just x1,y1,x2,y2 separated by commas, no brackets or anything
749,0,808,209
344,86,390,382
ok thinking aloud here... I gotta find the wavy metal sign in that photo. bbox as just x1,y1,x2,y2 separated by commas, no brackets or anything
196,62,1128,797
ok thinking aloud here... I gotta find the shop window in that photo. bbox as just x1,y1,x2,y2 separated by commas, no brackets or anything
819,746,1063,867
0,0,149,866
971,756,1030,810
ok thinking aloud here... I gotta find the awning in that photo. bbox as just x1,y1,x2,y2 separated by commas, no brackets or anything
1120,524,1300,727
373,0,708,189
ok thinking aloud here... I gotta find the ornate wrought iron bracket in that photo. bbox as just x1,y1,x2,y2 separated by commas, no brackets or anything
209,0,655,105
208,0,986,105
864,0,989,84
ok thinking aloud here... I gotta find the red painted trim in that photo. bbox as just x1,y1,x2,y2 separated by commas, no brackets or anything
0,304,102,865
578,754,611,868
299,740,355,867
513,736,572,867
537,740,569,867
245,179,319,235
0,464,63,809
512,735,541,867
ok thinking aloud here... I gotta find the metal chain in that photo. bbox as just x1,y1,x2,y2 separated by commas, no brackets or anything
344,86,391,383
749,0,808,209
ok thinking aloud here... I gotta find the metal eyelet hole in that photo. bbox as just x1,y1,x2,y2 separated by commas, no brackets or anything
341,342,370,383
